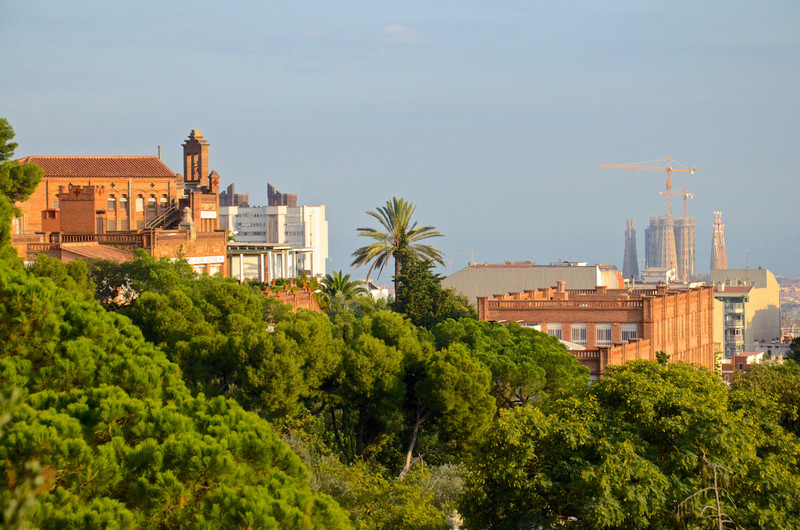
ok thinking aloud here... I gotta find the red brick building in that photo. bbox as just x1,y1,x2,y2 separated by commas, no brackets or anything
477,281,716,375
12,130,227,275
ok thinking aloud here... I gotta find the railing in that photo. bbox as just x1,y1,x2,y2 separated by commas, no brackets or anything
12,234,45,244
26,243,60,252
145,205,180,229
488,300,644,310
61,233,144,245
571,350,601,360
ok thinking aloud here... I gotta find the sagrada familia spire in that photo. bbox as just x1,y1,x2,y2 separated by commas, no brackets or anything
623,219,639,280
710,211,727,270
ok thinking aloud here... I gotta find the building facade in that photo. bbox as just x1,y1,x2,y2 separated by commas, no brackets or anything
712,268,781,358
12,130,227,275
476,281,716,375
219,183,328,277
443,261,623,306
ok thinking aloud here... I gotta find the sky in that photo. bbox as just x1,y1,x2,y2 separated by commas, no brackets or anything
2,1,799,278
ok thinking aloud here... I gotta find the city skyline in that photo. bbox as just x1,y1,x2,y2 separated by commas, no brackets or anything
3,1,799,276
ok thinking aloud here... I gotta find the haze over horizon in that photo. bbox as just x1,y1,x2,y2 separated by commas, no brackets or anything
3,1,798,278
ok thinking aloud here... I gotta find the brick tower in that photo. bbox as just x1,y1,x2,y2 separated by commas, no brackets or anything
183,129,209,184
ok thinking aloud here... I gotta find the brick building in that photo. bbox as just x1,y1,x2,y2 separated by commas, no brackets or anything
12,130,227,275
476,281,716,375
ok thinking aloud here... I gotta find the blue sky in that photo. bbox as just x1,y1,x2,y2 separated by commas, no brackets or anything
3,1,799,277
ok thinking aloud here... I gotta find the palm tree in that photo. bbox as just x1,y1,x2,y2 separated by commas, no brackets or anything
351,197,444,291
321,270,368,300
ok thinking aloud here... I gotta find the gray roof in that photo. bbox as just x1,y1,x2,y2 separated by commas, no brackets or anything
443,264,619,305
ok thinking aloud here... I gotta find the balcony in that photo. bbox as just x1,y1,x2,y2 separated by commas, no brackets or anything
725,317,743,329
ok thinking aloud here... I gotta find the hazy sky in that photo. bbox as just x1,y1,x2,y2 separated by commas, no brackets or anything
3,1,799,278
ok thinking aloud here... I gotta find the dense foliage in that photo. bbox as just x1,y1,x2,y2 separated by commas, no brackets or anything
0,118,43,261
461,360,800,528
0,260,350,528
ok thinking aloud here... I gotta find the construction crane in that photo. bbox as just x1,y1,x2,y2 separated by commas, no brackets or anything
598,157,696,217
659,186,693,218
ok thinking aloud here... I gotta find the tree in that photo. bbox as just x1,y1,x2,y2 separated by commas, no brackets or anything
0,260,352,528
351,197,444,291
321,271,369,316
322,271,368,300
788,336,800,363
392,248,475,328
0,119,44,261
460,360,800,529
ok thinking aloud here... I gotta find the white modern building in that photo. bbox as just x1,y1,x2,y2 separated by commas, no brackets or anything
220,202,328,278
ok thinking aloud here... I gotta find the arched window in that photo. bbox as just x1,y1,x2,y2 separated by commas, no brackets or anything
136,194,144,212
107,194,116,211
147,194,157,212
159,194,168,210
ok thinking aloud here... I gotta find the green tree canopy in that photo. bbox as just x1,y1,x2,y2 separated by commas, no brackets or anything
461,360,800,529
0,118,44,261
0,260,351,528
392,248,475,328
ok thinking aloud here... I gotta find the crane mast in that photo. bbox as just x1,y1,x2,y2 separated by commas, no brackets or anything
598,158,696,217
659,187,694,218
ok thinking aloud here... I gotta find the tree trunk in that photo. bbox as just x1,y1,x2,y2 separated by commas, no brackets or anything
356,401,367,457
330,406,350,465
399,409,431,478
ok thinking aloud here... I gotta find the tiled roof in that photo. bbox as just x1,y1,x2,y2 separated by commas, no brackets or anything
18,156,176,179
716,286,753,294
60,243,134,261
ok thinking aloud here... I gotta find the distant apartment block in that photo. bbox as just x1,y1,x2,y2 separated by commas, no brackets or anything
443,261,623,306
720,352,768,383
219,183,328,278
476,282,716,376
712,268,781,358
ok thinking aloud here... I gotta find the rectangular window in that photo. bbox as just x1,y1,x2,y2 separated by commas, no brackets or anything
621,323,638,342
571,323,587,346
596,324,612,346
546,323,562,340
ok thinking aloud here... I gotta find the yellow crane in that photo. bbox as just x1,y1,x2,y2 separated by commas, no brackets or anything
598,157,696,216
659,186,693,218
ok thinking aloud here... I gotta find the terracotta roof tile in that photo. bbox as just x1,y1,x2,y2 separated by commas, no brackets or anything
18,156,176,179
60,243,134,261
716,286,753,294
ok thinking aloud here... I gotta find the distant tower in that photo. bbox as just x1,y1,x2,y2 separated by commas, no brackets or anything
623,219,639,280
710,211,728,270
645,215,678,277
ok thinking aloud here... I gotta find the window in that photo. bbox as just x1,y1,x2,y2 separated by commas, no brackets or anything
159,194,168,209
107,194,116,211
621,323,638,342
136,194,144,212
147,194,157,213
546,323,562,340
596,324,612,346
571,323,587,346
